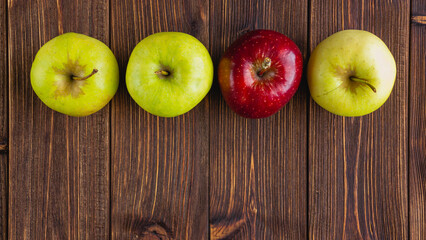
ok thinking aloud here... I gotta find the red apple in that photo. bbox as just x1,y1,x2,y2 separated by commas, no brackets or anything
218,30,303,118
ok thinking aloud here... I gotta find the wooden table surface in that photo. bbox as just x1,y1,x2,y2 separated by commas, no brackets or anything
0,0,425,239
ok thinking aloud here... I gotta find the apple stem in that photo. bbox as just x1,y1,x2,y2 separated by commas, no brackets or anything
72,69,98,81
350,77,377,93
257,57,271,77
155,70,170,76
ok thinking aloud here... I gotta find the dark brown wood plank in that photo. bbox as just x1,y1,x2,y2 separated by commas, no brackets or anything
410,1,426,239
8,1,110,239
209,0,308,239
0,0,7,238
309,0,409,239
110,1,209,239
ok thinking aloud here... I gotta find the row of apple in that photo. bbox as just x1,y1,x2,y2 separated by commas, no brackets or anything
31,29,396,118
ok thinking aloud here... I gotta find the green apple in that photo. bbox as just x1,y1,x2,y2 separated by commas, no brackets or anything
126,32,213,117
31,32,119,117
308,30,396,116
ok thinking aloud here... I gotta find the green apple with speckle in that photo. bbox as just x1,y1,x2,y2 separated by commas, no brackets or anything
308,30,396,116
31,32,119,117
126,32,213,117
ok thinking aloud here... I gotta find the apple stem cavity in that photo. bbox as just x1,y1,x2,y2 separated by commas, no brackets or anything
155,70,170,76
72,69,98,81
257,57,272,77
349,76,377,93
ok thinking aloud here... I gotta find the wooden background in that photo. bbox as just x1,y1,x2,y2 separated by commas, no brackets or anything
0,0,425,239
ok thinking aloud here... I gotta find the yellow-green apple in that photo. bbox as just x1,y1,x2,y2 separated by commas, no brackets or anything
31,32,119,117
126,32,213,117
218,30,303,118
308,29,396,116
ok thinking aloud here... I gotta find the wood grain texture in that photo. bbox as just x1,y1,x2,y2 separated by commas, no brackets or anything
209,0,308,239
8,0,110,239
110,0,209,239
409,1,426,239
411,15,426,25
309,0,409,239
0,0,7,238
3,1,423,239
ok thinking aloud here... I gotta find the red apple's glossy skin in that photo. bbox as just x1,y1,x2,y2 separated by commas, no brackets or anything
218,30,303,118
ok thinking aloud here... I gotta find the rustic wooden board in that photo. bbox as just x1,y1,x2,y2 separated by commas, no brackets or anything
8,1,110,239
208,0,308,239
3,0,425,239
309,0,409,239
0,0,7,238
110,0,209,239
410,1,426,239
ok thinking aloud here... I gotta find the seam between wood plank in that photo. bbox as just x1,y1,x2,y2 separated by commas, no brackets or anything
406,2,412,238
408,1,412,238
307,0,311,238
4,0,8,239
108,0,112,239
207,0,211,239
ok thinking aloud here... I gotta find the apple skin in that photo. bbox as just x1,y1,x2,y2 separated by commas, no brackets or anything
31,32,119,117
218,29,303,119
126,32,213,117
308,30,396,116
